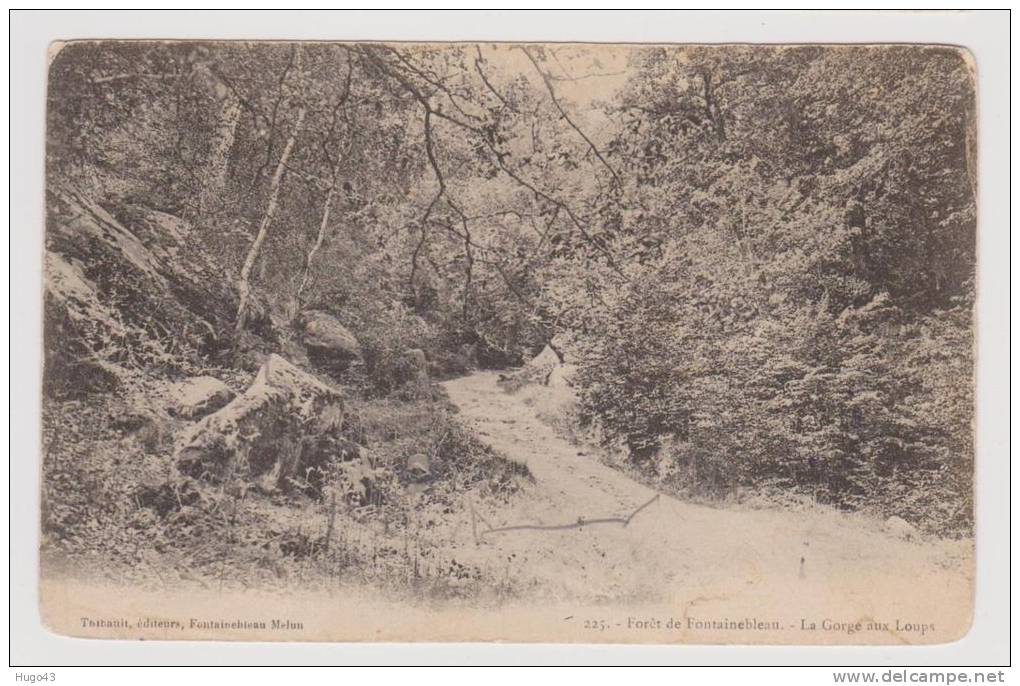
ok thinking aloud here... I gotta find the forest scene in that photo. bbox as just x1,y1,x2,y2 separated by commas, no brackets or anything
42,41,975,616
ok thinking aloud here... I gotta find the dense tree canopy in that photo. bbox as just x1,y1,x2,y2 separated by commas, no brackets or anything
46,41,975,534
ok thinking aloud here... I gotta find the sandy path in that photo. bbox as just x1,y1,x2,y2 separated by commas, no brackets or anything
440,371,974,644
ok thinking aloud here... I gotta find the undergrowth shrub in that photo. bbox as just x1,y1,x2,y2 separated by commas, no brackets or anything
570,253,974,537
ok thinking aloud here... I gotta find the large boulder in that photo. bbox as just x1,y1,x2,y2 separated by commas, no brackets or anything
527,344,563,378
175,354,359,493
405,453,432,481
547,363,578,390
164,376,236,420
296,310,362,372
501,344,563,391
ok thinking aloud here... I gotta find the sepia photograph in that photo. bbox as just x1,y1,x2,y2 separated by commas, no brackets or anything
37,35,979,646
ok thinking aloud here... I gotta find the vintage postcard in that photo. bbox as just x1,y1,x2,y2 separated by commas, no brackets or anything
40,40,975,644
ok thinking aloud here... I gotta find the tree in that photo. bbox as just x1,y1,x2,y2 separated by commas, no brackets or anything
235,103,306,333
45,40,976,533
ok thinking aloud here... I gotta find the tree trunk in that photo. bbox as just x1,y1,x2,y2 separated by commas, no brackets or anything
235,106,307,334
294,180,337,307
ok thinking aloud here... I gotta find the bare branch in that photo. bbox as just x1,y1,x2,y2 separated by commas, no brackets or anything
362,44,627,280
520,46,622,189
473,46,517,112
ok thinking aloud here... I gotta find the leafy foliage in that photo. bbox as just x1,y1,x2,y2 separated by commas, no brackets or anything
45,41,975,541
567,46,975,535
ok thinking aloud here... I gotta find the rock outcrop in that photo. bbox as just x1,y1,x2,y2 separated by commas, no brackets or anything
546,363,578,390
43,185,274,389
501,344,564,391
165,376,236,420
296,310,362,373
175,354,360,493
406,453,432,481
